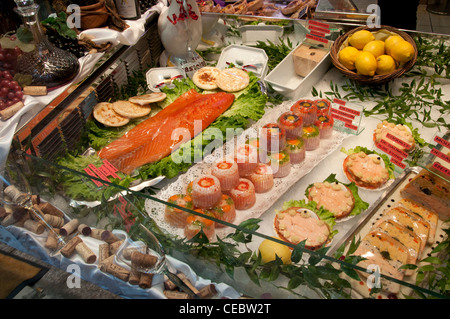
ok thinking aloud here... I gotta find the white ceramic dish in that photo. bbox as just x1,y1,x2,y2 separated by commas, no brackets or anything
146,67,186,92
264,41,332,101
216,44,269,79
239,24,284,45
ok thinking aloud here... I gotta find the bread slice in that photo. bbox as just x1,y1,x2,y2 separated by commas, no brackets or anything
215,68,250,92
128,92,166,105
192,67,221,90
398,198,438,244
93,102,130,127
112,100,151,119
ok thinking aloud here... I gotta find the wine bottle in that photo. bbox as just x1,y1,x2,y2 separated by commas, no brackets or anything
114,0,142,20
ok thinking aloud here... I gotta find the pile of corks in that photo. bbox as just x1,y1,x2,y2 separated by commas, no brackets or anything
0,191,218,299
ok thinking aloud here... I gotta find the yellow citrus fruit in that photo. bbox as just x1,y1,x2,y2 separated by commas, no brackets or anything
355,51,377,76
338,46,361,70
348,30,375,50
389,40,415,63
363,40,385,58
258,238,292,264
376,55,397,75
384,35,404,56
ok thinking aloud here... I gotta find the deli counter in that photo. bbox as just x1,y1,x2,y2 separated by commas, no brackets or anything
0,0,449,301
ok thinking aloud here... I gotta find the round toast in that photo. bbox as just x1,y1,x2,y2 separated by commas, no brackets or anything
192,67,221,90
112,100,151,119
215,68,250,92
93,102,130,127
128,92,167,105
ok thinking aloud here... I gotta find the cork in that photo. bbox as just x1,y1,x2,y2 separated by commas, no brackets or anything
198,284,217,299
164,275,178,291
75,241,97,264
102,263,129,282
0,101,24,120
122,247,145,260
31,194,40,205
43,214,65,228
98,243,110,264
138,273,153,289
59,218,79,237
109,240,124,255
38,202,64,218
164,290,192,299
104,232,120,244
98,255,115,269
44,228,60,251
23,219,45,234
23,86,47,96
60,236,82,258
0,206,6,219
130,251,158,269
90,228,112,241
77,224,91,236
30,204,45,221
128,268,141,285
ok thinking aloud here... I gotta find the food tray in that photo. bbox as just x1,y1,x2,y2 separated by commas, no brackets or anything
238,24,284,46
216,44,269,79
264,40,331,101
145,99,351,240
146,67,186,92
327,167,448,299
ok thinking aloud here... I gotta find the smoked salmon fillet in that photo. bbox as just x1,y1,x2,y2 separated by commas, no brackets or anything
98,89,235,174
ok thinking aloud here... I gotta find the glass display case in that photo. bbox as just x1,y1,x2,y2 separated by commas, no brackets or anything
1,1,449,300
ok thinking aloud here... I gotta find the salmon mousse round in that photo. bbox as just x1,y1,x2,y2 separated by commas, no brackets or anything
274,207,330,251
229,178,256,210
308,182,355,219
211,159,240,192
191,175,222,209
343,152,390,189
164,194,194,228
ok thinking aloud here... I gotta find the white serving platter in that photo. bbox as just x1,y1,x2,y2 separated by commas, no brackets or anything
264,41,332,101
146,67,186,92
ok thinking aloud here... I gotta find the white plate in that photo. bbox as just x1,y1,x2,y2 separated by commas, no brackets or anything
216,44,269,79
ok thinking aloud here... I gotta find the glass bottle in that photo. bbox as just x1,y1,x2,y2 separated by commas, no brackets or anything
114,0,142,20
14,0,80,90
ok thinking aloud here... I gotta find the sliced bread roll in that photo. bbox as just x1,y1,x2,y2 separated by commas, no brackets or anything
93,102,130,127
215,68,250,92
128,92,166,105
192,67,221,90
112,100,151,119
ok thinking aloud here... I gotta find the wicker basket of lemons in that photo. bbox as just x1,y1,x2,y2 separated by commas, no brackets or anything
330,25,417,85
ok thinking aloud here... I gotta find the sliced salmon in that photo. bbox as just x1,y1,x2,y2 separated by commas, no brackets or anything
98,90,235,174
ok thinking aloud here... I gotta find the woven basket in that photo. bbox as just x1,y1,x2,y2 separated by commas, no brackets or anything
330,25,418,85
80,0,110,30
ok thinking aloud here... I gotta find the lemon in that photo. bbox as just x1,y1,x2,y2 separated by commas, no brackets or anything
384,35,404,56
376,55,397,75
363,40,385,58
390,40,415,63
258,238,292,264
354,51,377,76
338,46,361,70
348,30,375,50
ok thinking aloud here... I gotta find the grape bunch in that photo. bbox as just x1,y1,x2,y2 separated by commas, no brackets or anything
46,28,86,59
0,36,22,76
0,70,24,111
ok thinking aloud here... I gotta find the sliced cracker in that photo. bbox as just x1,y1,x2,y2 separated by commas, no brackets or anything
112,100,152,119
192,67,221,90
93,102,130,127
128,92,167,105
215,68,250,92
